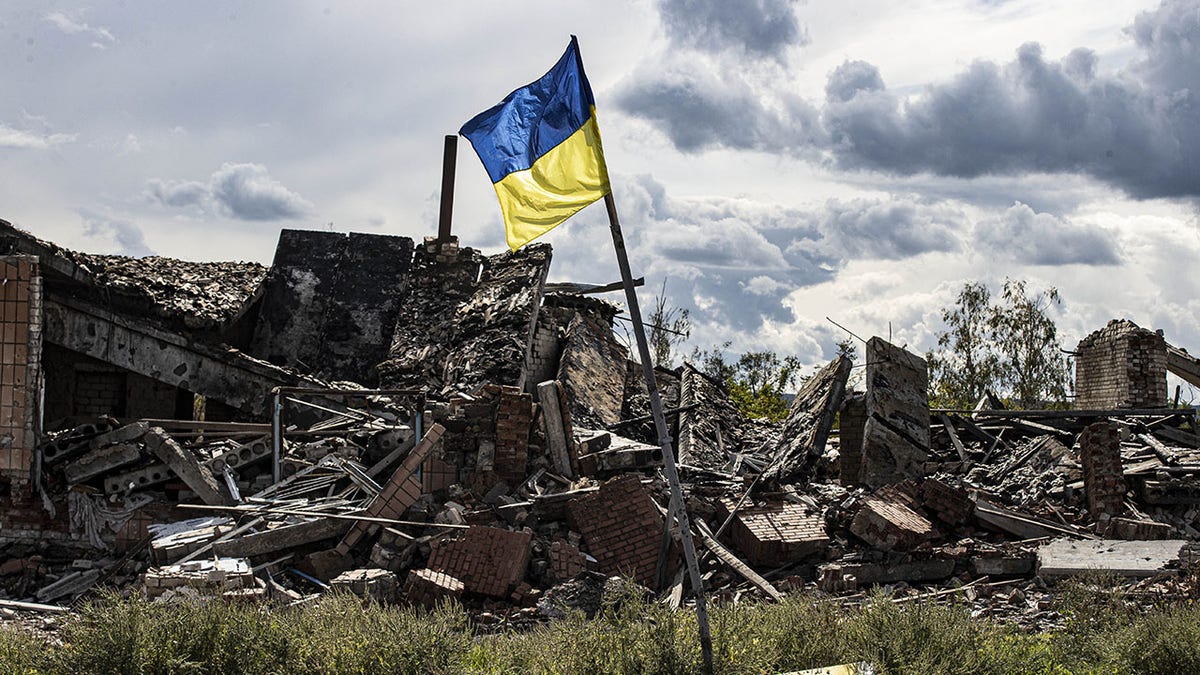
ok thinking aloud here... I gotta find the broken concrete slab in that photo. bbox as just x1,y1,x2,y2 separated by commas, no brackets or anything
761,355,851,486
144,427,232,506
1037,538,1189,580
537,380,575,477
557,313,628,429
859,338,930,489
63,443,143,485
212,517,351,559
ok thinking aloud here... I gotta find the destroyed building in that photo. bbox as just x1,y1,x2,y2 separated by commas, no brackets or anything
3,216,1200,623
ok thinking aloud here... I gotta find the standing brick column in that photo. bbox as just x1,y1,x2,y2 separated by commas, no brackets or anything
493,386,531,485
0,255,42,496
1079,421,1125,519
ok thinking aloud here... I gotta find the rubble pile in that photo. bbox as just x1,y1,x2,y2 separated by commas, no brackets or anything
3,220,1200,633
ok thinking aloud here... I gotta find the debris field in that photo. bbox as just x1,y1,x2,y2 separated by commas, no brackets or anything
2,219,1200,632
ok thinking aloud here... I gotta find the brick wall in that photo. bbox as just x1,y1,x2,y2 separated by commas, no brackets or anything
566,475,663,587
719,499,828,566
1075,319,1167,409
1079,421,1125,519
548,537,587,581
42,344,180,426
0,256,41,489
493,386,531,485
426,525,531,598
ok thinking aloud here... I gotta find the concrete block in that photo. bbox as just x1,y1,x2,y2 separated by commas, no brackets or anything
144,427,231,505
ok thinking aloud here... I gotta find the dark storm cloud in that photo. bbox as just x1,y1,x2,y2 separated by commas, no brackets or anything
658,0,808,61
614,56,824,154
974,202,1121,266
812,197,966,260
149,163,312,221
824,0,1200,199
625,0,1200,200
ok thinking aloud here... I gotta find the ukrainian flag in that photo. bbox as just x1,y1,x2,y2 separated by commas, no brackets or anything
461,36,611,251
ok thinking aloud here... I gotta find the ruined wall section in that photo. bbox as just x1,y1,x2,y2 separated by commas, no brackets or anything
441,243,550,394
42,345,179,426
859,338,930,489
0,256,41,484
761,355,851,486
249,230,414,385
378,241,550,397
556,313,627,429
1075,319,1167,409
676,365,744,470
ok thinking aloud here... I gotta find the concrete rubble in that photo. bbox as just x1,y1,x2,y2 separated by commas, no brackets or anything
2,218,1200,632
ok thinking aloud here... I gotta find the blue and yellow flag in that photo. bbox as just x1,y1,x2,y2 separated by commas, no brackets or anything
460,36,611,251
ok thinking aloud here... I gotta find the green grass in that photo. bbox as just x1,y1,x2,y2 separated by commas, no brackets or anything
3,577,1200,674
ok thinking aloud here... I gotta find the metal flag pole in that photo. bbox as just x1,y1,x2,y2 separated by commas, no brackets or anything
603,191,714,673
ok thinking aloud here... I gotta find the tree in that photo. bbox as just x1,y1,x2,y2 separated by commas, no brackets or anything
647,279,691,368
927,282,1000,409
692,344,801,422
927,279,1072,409
993,279,1071,408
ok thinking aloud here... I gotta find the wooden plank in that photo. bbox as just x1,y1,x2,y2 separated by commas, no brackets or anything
939,413,968,461
695,520,782,602
538,380,574,478
974,496,1095,540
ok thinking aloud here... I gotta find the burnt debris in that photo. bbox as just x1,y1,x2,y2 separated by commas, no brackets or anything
2,218,1200,631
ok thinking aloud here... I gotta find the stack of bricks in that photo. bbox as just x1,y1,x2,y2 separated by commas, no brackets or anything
1108,517,1172,540
424,235,461,264
142,557,255,599
919,478,975,526
566,475,663,587
838,392,867,486
404,568,465,608
1074,319,1168,409
427,525,532,598
331,568,399,603
492,386,531,485
719,499,829,566
1079,421,1126,519
0,256,40,485
548,537,587,581
337,423,444,555
849,495,935,551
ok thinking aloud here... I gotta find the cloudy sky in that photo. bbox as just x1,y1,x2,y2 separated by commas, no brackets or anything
3,0,1198,381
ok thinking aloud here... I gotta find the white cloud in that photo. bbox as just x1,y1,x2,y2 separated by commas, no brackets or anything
148,163,312,221
44,10,117,48
0,123,75,149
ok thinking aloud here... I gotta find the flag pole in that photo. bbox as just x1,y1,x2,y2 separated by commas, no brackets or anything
603,191,714,673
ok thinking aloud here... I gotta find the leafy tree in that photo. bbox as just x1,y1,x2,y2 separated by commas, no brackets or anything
692,344,801,421
927,281,1000,409
993,279,1072,408
927,279,1072,409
